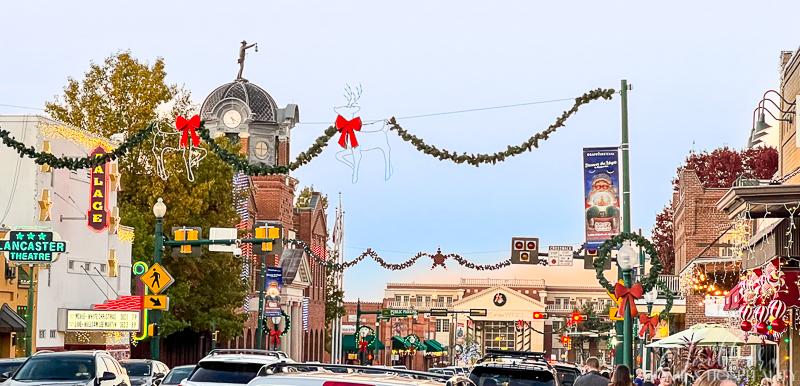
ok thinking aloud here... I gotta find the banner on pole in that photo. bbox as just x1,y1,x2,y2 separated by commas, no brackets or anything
583,147,621,249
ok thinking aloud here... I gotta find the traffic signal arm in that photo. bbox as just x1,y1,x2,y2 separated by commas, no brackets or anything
163,237,277,247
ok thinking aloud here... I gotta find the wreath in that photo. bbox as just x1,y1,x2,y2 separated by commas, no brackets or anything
593,232,674,319
265,309,291,336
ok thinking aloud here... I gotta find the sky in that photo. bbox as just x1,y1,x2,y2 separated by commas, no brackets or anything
1,1,798,301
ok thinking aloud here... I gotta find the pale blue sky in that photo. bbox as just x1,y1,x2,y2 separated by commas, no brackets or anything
1,1,798,300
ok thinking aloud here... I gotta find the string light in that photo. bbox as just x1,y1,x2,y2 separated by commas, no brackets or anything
39,123,115,151
117,227,135,243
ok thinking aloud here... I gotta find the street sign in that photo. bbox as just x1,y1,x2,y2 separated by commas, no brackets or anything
469,308,487,317
0,230,67,264
381,309,417,318
511,237,539,264
548,246,574,266
609,307,624,321
143,295,169,311
209,227,238,252
140,263,174,294
429,308,448,317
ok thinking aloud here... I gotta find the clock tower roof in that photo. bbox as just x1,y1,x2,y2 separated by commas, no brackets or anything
200,79,278,123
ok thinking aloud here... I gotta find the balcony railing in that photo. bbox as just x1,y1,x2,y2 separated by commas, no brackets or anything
546,303,608,314
385,300,451,309
657,274,681,297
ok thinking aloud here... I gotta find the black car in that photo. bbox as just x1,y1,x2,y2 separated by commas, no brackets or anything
470,350,557,386
0,358,26,381
552,363,580,386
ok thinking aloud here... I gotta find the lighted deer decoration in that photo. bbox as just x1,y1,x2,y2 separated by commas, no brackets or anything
334,85,393,183
152,115,207,182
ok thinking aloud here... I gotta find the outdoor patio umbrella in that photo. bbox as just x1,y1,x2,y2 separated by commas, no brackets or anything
646,323,776,348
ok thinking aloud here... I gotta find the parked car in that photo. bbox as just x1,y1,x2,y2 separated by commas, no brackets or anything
161,365,195,386
183,349,292,386
4,350,131,386
470,350,556,386
250,363,474,386
121,359,170,386
0,358,26,382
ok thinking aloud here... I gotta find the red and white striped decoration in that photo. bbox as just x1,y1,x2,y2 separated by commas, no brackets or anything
768,299,787,319
739,305,754,321
753,305,770,323
312,243,327,260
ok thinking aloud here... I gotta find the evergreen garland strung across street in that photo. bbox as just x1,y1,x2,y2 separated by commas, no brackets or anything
593,232,673,320
0,123,154,169
197,123,338,175
287,239,511,272
386,87,616,166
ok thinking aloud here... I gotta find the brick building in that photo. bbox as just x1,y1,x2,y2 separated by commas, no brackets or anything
199,77,328,361
672,168,740,328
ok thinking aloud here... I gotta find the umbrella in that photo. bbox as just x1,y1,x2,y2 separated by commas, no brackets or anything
646,323,777,348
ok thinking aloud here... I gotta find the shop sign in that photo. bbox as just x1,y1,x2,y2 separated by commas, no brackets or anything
66,310,140,331
381,309,417,318
0,230,67,264
88,146,109,231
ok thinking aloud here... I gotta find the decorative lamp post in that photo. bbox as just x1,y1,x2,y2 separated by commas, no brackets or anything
616,241,636,370
642,289,658,372
150,198,166,360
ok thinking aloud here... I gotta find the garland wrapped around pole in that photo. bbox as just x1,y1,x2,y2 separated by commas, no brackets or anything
0,123,155,170
386,87,616,166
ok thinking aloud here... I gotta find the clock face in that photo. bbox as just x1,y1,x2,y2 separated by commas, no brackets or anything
223,109,242,129
255,141,271,160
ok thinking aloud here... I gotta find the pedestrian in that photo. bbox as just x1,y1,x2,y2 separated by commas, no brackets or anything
771,377,784,386
610,365,634,386
573,357,609,386
760,378,772,386
643,373,655,386
658,371,673,386
693,369,736,386
634,369,645,386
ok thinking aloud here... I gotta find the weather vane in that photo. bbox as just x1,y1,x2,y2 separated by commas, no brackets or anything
237,40,258,81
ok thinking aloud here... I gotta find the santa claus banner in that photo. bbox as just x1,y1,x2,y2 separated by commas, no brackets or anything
583,147,621,249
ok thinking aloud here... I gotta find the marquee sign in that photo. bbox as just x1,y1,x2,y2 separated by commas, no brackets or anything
88,146,109,231
0,230,67,264
66,309,140,331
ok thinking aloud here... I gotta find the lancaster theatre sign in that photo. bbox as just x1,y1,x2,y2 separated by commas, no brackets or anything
87,146,109,231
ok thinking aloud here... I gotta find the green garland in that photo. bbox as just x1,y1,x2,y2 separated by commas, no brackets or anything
0,123,154,169
593,232,672,319
386,88,616,166
197,124,338,175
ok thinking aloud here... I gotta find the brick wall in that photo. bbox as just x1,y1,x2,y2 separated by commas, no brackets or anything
780,50,800,182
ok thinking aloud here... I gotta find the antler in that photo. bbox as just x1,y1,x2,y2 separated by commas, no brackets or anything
342,84,362,108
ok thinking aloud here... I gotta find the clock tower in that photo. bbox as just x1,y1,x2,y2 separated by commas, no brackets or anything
200,79,299,167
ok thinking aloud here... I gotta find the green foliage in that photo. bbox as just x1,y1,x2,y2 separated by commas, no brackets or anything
296,186,328,210
45,52,247,340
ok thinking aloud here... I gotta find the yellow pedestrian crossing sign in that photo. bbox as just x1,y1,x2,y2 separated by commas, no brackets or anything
140,263,174,294
143,295,170,311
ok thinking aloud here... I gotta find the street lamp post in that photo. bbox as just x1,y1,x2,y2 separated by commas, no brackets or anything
150,198,167,360
642,289,658,372
617,240,636,371
271,316,282,351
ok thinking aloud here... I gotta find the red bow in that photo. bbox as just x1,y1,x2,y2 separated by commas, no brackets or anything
176,115,201,148
335,115,362,148
269,330,281,346
358,340,369,352
614,282,643,319
638,314,659,338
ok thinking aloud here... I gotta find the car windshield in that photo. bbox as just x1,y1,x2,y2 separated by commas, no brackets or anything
162,367,194,385
13,356,95,381
122,362,152,377
470,367,555,386
188,361,263,384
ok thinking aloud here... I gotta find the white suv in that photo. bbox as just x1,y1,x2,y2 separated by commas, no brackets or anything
5,350,131,386
184,349,291,386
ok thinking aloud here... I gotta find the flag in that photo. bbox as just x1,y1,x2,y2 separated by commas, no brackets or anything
302,298,310,332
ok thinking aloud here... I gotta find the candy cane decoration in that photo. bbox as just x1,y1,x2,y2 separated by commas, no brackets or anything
768,299,787,319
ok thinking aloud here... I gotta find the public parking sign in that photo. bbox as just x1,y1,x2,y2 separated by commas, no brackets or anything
0,230,67,264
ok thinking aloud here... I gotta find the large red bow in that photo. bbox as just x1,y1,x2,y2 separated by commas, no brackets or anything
614,282,643,319
335,115,362,149
638,314,659,338
358,340,369,352
269,330,281,346
176,115,201,148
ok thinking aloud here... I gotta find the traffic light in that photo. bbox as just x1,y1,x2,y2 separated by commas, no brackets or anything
147,323,159,337
511,237,539,264
532,311,548,319
254,226,280,253
172,227,201,256
570,311,587,324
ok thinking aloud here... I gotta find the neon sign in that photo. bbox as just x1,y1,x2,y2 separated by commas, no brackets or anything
88,146,109,231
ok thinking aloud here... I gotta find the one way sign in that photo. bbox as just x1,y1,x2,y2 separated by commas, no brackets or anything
143,295,169,311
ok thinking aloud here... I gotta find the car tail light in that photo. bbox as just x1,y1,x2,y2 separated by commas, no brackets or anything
323,382,373,386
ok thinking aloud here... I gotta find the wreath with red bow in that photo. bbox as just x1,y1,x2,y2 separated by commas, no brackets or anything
265,309,291,345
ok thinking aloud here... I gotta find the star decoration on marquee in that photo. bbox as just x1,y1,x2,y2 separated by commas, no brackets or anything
38,189,52,221
431,248,447,269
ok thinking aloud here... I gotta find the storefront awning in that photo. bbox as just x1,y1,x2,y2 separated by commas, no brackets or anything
392,336,409,350
0,304,26,333
717,184,800,219
424,339,446,352
342,334,385,352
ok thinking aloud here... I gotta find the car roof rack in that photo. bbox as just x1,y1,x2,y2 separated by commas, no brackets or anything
259,362,469,383
479,349,547,362
207,349,280,358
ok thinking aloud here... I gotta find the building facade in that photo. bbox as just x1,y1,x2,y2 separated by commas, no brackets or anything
0,116,134,358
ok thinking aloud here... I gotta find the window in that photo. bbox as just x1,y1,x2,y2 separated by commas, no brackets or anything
188,361,264,383
99,264,106,273
416,296,423,304
402,295,409,305
425,296,431,306
394,295,401,304
436,319,450,333
482,321,516,350
446,296,453,305
552,321,564,333
49,330,56,338
555,297,570,309
38,330,45,339
68,260,75,270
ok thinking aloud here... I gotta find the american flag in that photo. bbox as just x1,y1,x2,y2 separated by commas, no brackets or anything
302,297,310,331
